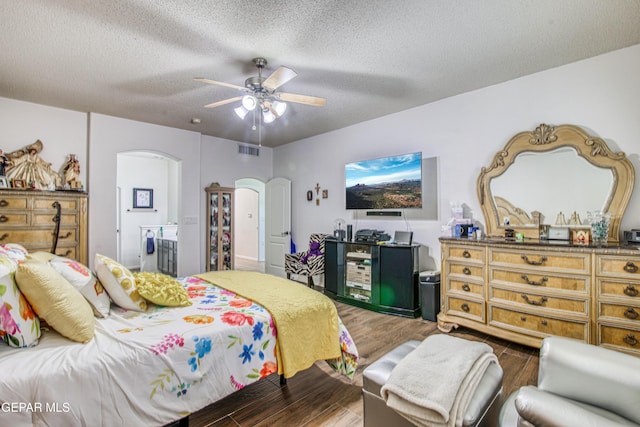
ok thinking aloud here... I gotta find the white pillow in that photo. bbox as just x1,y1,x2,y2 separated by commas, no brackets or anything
0,254,41,347
94,254,147,312
49,256,111,318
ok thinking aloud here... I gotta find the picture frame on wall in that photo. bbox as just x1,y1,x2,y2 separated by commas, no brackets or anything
133,188,154,209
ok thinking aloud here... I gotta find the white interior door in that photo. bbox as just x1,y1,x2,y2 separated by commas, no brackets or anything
265,177,291,277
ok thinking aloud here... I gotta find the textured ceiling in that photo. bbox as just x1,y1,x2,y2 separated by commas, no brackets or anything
2,1,640,147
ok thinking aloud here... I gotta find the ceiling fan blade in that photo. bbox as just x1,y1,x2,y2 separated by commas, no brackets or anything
204,96,242,108
194,77,246,91
278,92,326,107
262,66,297,91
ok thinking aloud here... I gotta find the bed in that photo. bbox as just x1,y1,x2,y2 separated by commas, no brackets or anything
0,249,358,427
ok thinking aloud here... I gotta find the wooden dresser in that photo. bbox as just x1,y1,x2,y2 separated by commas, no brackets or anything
0,190,88,264
439,238,640,356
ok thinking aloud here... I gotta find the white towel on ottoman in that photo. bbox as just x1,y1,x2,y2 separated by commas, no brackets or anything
380,334,498,427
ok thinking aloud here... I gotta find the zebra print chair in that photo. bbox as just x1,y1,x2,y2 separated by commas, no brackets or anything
285,233,331,287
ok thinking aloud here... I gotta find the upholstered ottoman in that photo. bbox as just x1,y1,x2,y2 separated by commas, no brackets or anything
362,339,503,427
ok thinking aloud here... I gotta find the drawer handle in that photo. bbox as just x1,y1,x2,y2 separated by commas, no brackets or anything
521,274,548,286
0,233,8,242
521,255,547,266
520,315,526,321
0,215,8,223
462,267,471,275
56,249,72,257
0,200,8,207
625,308,639,320
541,320,548,326
461,284,471,292
624,262,639,274
59,231,73,239
521,294,548,306
461,303,470,312
462,250,471,258
623,334,638,346
624,285,639,297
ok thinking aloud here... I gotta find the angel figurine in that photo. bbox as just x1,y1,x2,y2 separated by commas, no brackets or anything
61,154,82,189
5,140,61,190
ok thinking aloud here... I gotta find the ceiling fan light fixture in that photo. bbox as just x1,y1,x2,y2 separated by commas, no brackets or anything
262,108,276,124
272,100,287,117
241,95,257,111
234,105,249,119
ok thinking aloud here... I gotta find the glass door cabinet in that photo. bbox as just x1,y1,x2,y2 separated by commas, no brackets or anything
205,184,234,271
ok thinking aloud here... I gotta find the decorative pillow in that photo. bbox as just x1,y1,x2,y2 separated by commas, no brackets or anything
0,255,41,348
48,256,111,318
15,260,94,343
27,251,56,263
0,243,29,262
133,272,192,307
94,254,147,312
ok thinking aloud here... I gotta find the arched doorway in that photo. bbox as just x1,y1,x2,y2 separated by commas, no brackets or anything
116,151,180,272
234,178,265,272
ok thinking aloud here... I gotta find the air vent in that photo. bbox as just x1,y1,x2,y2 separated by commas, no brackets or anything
238,145,260,156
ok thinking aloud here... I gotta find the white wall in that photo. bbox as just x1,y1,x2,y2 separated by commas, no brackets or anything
89,114,202,276
273,44,640,270
0,97,87,184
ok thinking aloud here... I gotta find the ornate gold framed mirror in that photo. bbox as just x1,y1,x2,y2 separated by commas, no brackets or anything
477,123,635,242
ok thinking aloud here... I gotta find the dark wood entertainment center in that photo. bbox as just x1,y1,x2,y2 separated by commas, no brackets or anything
324,238,420,318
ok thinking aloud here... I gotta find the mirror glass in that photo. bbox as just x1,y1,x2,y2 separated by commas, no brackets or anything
489,147,613,226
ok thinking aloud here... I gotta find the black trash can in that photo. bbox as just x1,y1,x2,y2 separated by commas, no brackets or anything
419,270,441,321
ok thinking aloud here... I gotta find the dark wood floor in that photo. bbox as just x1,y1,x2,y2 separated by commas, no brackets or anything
188,296,539,427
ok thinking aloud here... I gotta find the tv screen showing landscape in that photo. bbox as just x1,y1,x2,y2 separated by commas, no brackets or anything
345,152,422,209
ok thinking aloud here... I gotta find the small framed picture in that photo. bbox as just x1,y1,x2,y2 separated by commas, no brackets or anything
571,228,591,245
133,188,154,209
306,190,313,201
322,189,328,199
12,179,25,189
0,177,8,188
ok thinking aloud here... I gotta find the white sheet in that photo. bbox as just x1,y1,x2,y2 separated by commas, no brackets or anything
0,275,358,426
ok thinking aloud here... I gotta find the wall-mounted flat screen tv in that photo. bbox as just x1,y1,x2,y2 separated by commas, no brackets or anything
345,152,422,210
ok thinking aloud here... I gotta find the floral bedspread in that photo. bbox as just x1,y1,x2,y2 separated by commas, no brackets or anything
0,276,358,427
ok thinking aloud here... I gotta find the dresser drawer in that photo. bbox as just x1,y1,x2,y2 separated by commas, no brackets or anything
490,286,588,315
598,278,640,300
0,195,28,209
0,212,29,227
447,278,484,297
0,229,57,244
445,295,484,322
32,212,78,226
446,245,484,263
446,261,484,280
490,249,590,274
33,197,79,211
598,301,640,324
489,305,588,342
490,268,588,293
598,324,640,354
597,255,640,279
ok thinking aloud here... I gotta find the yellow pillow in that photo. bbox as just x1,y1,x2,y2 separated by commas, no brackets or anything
15,261,94,343
27,251,57,263
134,272,192,307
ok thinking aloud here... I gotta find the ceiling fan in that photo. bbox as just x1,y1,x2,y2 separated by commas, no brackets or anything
194,58,326,123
